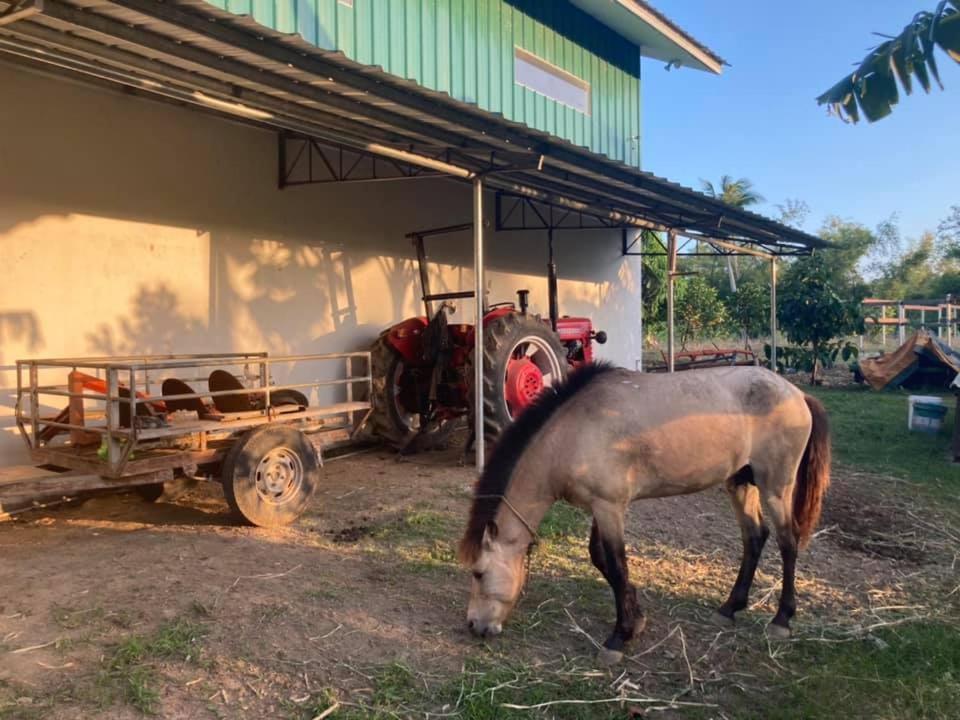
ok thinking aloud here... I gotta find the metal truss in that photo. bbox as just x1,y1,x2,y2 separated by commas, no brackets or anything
494,191,624,232
278,133,451,187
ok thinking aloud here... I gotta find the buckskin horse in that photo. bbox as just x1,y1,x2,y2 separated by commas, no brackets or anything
459,363,830,662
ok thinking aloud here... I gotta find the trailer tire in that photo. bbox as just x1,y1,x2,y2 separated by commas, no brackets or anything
134,483,165,502
221,425,320,527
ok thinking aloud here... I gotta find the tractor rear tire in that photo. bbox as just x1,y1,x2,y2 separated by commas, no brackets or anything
368,334,410,446
221,425,320,527
368,334,457,450
469,312,568,445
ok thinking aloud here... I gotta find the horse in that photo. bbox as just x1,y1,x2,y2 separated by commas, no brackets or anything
458,362,830,663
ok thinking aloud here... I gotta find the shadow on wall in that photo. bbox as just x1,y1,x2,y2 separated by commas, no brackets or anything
0,312,44,365
86,285,208,356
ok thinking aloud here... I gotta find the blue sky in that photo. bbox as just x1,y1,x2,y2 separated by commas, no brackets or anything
641,0,958,241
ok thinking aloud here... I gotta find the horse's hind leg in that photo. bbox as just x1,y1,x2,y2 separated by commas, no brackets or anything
762,491,798,639
716,467,769,625
588,508,646,660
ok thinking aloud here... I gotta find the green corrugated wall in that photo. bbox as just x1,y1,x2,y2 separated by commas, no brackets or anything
204,0,642,166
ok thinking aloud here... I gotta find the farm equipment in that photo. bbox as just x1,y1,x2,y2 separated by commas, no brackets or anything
5,352,371,526
368,225,607,451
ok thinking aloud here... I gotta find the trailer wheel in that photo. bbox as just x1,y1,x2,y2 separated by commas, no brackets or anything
221,425,320,527
134,483,165,502
469,312,568,445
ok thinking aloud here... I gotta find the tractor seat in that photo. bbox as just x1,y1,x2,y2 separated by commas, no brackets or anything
161,378,208,415
208,370,309,414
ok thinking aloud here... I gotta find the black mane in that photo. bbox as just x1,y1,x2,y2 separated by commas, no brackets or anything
459,361,617,562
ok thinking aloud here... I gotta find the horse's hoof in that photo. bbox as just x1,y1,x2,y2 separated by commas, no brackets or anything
633,614,648,636
766,623,791,640
711,611,735,627
597,647,624,666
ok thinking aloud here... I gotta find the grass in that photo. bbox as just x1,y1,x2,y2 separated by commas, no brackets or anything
324,659,649,720
752,621,960,720
806,385,960,495
95,618,207,714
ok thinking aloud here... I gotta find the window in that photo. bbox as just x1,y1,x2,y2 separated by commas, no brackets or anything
514,47,591,115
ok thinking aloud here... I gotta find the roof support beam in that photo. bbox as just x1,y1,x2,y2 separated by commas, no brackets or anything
103,0,820,248
0,0,42,28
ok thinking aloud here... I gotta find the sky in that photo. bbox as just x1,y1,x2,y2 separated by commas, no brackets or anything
640,0,958,242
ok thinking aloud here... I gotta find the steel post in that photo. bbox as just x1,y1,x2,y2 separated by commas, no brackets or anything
473,178,486,471
770,258,778,372
667,230,677,374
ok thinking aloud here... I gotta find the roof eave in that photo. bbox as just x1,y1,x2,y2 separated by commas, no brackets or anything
569,0,726,74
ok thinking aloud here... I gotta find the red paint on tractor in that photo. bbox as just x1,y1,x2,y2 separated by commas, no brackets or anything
384,316,428,363
504,357,544,413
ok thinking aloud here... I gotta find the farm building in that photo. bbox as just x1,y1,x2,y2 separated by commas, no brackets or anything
0,0,824,467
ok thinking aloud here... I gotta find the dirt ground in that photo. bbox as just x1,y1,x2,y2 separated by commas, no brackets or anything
0,442,957,719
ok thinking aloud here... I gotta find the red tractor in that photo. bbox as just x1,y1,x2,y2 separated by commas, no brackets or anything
368,227,606,452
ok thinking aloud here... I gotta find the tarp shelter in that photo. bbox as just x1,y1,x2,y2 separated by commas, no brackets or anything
858,330,960,390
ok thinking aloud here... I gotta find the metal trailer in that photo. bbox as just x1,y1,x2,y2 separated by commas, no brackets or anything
2,352,371,526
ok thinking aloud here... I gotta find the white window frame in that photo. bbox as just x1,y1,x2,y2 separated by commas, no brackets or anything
514,47,592,115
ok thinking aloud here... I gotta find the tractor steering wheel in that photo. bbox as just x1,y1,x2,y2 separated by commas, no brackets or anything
488,302,516,310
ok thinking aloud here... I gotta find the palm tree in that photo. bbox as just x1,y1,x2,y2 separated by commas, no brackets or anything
700,176,765,293
818,3,960,123
700,176,765,210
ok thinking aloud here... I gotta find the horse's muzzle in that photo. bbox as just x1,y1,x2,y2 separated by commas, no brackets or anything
467,618,502,638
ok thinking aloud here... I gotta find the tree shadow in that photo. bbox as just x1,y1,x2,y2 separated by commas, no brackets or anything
85,284,208,356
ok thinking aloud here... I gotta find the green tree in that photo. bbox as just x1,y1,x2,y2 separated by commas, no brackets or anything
676,276,728,350
818,3,960,123
776,199,811,229
778,254,864,384
726,279,770,343
938,205,960,258
640,230,668,336
872,233,938,299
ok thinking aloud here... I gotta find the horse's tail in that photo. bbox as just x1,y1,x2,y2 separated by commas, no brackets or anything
793,395,831,548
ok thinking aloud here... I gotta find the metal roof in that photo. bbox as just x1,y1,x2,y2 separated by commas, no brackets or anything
569,0,726,74
0,0,823,254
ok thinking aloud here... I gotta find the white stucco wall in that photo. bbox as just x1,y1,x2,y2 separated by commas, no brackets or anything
0,62,642,466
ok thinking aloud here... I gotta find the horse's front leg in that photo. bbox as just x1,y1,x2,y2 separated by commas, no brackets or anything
588,508,646,663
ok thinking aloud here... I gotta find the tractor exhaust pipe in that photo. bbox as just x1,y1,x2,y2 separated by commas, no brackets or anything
547,229,558,332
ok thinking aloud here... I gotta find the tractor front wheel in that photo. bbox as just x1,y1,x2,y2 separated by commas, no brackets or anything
469,312,568,445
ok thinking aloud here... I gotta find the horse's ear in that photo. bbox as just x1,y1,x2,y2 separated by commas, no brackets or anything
482,521,499,548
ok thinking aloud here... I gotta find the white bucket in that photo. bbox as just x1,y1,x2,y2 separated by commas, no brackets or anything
908,395,947,433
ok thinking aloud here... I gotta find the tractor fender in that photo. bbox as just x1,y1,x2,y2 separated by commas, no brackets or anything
380,317,429,364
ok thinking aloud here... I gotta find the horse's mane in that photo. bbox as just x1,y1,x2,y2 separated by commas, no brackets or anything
458,361,617,564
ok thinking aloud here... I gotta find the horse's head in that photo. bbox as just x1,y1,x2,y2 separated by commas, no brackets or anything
464,520,529,638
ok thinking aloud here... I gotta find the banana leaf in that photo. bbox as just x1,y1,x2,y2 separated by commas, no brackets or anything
819,3,960,123
935,11,960,61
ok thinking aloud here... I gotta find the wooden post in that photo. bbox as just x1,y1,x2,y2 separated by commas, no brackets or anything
106,367,120,471
666,230,678,373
